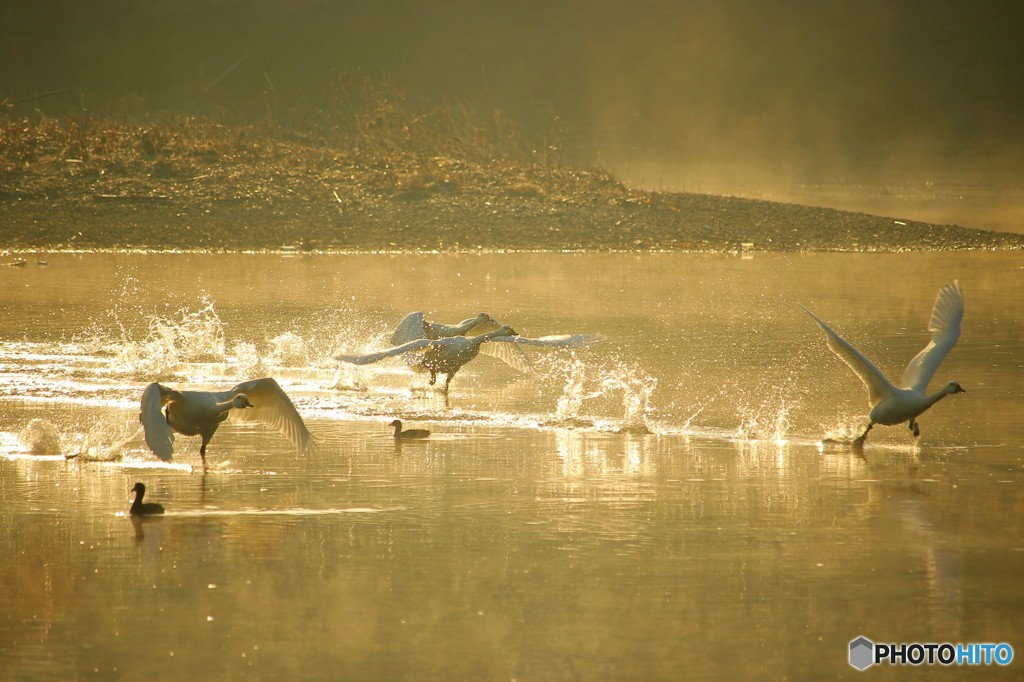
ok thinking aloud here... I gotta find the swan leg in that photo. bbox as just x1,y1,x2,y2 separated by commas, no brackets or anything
200,437,211,467
428,371,437,386
910,420,920,438
853,422,873,448
443,372,455,393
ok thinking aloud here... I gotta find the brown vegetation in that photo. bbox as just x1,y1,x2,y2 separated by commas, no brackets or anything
1,80,1022,252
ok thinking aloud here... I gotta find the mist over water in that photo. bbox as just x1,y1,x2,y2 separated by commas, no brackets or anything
3,4,1024,677
2,251,1023,678
3,1,1022,231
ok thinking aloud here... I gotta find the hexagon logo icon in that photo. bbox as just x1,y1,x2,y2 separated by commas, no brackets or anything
849,636,874,671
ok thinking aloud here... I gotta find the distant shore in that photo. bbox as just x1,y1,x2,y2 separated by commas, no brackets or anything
3,116,1022,253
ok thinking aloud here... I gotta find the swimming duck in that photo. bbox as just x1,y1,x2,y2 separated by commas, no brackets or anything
141,377,315,465
129,482,165,516
802,281,965,444
390,419,430,439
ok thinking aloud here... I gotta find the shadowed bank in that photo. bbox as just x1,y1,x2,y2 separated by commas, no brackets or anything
3,1,1024,237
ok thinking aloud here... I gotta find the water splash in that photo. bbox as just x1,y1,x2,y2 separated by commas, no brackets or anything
67,415,143,462
550,356,657,433
819,418,871,445
267,331,308,366
226,341,267,377
18,418,63,455
114,298,226,377
735,399,792,443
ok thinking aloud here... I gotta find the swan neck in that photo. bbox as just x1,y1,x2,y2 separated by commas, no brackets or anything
456,317,479,332
215,398,238,413
924,387,951,407
481,328,510,342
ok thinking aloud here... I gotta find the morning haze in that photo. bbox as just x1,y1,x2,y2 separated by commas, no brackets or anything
2,5,1023,680
3,1,1022,230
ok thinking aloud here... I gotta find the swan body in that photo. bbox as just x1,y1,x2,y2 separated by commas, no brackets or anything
129,482,164,516
141,378,314,464
336,325,602,391
802,281,965,443
390,419,430,439
391,311,495,345
389,311,532,375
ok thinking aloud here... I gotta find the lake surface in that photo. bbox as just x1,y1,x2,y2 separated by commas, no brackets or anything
1,251,1022,679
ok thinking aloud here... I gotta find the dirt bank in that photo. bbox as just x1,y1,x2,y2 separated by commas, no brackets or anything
2,116,1022,252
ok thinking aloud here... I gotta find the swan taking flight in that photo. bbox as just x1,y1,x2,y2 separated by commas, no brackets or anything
141,378,315,465
336,325,602,392
802,281,965,444
389,311,532,376
391,311,495,345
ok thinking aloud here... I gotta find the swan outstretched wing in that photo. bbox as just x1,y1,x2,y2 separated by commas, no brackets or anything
801,305,896,407
479,341,533,373
228,378,316,453
901,281,963,393
141,382,174,460
335,338,435,365
390,312,428,345
491,333,605,348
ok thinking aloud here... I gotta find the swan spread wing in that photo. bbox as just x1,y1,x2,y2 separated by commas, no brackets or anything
335,338,435,365
228,378,315,453
390,312,427,345
479,341,533,373
492,332,605,348
801,305,896,407
141,382,175,460
900,281,964,393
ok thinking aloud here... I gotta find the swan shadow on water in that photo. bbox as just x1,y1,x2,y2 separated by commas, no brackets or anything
802,281,966,446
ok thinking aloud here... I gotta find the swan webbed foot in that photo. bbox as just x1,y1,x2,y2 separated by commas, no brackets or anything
852,422,873,449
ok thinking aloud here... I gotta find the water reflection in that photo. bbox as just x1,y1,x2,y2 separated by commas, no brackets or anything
1,252,1022,679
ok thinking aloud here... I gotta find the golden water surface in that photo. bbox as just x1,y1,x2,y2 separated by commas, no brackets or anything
1,251,1022,679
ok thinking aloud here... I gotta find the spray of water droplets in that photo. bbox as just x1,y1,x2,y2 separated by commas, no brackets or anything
547,355,658,433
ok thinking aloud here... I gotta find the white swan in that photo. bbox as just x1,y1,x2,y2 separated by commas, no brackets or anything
391,311,495,345
141,378,315,465
389,311,532,374
336,325,602,391
802,281,965,444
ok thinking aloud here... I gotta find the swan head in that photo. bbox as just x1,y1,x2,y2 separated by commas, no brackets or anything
946,381,966,394
477,312,494,323
232,394,254,409
157,384,185,404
